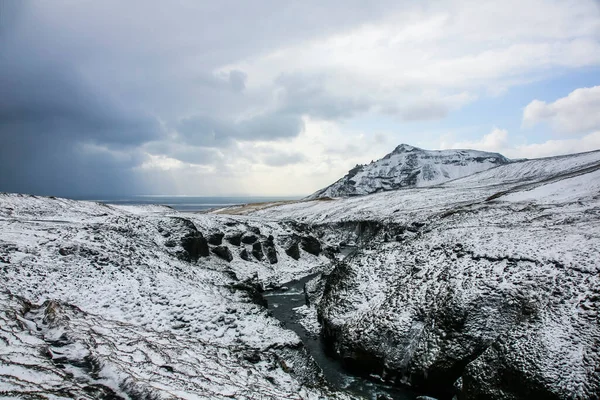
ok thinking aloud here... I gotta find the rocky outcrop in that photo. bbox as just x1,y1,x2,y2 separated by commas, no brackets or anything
286,242,301,260
240,248,250,261
301,236,321,256
252,242,264,261
317,201,600,399
241,234,258,244
211,245,233,262
262,239,278,264
180,232,210,261
226,232,243,246
207,232,224,245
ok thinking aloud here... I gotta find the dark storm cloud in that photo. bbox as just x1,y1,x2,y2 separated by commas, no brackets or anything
0,0,406,196
176,114,304,147
275,73,372,120
0,4,164,196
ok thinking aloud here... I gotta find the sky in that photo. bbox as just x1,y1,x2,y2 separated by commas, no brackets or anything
1,0,599,197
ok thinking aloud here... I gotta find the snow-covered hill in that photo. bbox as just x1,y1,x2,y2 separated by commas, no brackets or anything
306,144,510,199
0,193,349,399
247,148,600,399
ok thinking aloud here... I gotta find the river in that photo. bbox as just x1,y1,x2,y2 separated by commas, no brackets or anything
263,248,420,400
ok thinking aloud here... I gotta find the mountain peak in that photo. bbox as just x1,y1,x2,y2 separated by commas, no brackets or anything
306,144,511,199
392,144,421,153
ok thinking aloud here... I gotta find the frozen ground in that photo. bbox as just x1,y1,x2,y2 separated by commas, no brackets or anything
0,193,349,399
1,148,599,400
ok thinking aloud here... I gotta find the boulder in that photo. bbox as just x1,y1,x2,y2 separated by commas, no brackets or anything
285,242,300,260
180,233,209,261
240,248,250,261
226,232,243,246
211,246,233,262
207,232,224,246
301,236,321,256
241,234,258,244
251,242,264,261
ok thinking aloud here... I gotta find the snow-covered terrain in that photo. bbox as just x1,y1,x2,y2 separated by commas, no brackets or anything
306,144,510,199
0,194,349,399
248,149,600,399
1,147,599,400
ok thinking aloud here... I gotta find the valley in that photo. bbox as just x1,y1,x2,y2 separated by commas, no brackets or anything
1,148,600,399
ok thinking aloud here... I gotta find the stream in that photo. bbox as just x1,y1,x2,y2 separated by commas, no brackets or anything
263,248,420,400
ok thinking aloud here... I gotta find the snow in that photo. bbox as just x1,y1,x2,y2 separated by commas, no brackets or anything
0,193,349,399
307,144,509,199
1,147,599,399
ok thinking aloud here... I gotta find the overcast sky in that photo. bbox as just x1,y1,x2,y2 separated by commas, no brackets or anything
1,0,599,197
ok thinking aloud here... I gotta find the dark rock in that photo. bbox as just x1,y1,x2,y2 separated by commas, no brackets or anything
164,239,177,248
248,226,261,235
226,232,243,246
211,246,233,262
58,247,74,256
230,275,266,307
267,234,274,242
207,232,224,246
180,233,209,261
262,241,278,264
241,234,258,244
252,242,264,261
244,352,261,364
285,242,301,260
301,236,321,256
240,249,250,261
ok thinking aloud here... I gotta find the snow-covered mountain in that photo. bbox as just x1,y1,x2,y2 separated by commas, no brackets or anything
306,144,510,199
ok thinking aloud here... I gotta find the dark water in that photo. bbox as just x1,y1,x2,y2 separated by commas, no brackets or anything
263,249,419,400
70,195,302,212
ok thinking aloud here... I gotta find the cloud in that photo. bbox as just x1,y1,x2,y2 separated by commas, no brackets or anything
523,86,600,134
175,113,304,147
442,128,509,152
1,0,600,196
441,128,600,159
509,131,600,158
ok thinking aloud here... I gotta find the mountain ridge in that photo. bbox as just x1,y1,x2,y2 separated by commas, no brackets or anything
307,143,511,199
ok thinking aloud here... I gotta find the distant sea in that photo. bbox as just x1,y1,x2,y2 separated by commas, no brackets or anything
72,195,303,212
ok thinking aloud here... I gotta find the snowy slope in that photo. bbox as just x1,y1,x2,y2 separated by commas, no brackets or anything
306,144,510,199
0,193,350,399
244,149,600,399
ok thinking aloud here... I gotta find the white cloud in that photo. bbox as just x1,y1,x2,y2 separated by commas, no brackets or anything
509,131,600,158
442,128,509,152
221,0,600,121
441,128,600,159
523,86,600,134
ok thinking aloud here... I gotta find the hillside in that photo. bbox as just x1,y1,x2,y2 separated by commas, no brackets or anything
1,148,600,400
306,144,510,199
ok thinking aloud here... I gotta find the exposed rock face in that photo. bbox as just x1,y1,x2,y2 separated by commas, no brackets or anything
240,248,250,261
262,240,278,264
241,234,258,244
301,236,321,256
252,242,264,261
211,245,233,262
207,232,224,245
180,232,210,261
226,232,243,246
307,144,511,199
317,186,600,398
285,242,301,260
